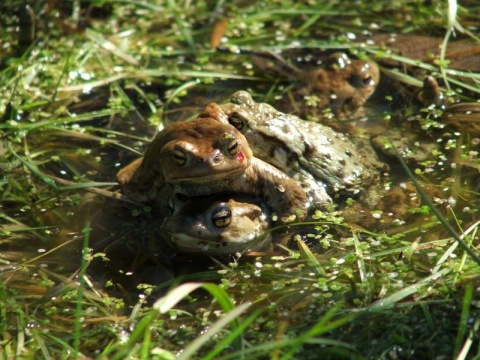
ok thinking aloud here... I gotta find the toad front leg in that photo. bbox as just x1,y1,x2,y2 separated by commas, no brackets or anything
242,158,309,223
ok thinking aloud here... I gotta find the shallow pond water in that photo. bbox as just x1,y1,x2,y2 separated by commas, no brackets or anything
3,61,478,305
1,1,479,358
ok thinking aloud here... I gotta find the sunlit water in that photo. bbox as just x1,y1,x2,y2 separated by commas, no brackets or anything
1,46,479,309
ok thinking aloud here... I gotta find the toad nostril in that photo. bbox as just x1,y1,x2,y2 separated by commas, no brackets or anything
175,193,188,201
362,75,373,86
349,74,373,88
342,97,354,110
211,152,224,164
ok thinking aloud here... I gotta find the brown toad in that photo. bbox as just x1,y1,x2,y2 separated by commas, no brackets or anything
290,52,380,120
116,116,308,222
250,51,380,121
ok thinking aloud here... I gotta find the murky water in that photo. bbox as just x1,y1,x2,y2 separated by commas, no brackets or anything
0,1,480,320
1,3,479,357
3,53,478,306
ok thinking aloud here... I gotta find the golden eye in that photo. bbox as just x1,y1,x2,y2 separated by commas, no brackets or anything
228,113,245,130
212,206,232,228
173,148,186,165
227,139,238,156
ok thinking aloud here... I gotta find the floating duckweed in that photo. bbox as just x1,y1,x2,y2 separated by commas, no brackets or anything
329,283,342,291
0,1,478,358
344,253,357,263
380,262,394,270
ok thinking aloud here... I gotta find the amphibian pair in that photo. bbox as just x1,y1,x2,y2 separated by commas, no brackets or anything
117,92,383,254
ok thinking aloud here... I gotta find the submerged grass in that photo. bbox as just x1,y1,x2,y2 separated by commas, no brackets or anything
0,0,479,358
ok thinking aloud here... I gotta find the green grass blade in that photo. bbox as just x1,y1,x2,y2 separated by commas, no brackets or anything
153,282,205,313
295,235,325,276
177,302,251,360
73,221,91,358
280,304,355,359
9,145,58,190
454,282,474,357
202,310,260,360
455,317,480,360
388,137,480,266
368,268,450,312
57,182,118,191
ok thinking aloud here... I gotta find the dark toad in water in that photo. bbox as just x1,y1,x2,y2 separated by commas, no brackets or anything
290,52,380,121
162,195,272,255
250,51,380,121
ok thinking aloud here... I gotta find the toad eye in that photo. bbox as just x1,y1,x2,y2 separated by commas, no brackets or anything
326,53,351,70
212,205,232,228
228,113,246,131
173,148,187,165
227,139,238,156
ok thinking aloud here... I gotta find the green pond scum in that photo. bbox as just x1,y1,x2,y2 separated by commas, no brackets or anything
0,0,479,359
